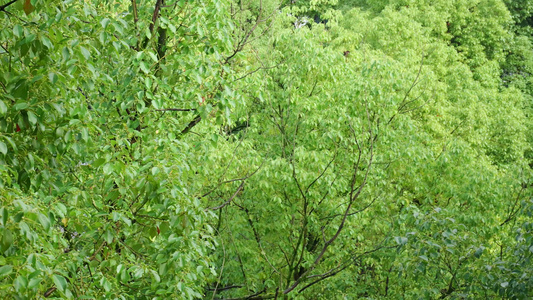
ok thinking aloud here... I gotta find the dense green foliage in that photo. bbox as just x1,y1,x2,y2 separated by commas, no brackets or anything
1,0,532,299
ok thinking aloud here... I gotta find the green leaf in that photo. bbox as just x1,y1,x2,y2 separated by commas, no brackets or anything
103,163,113,175
30,74,44,84
92,158,106,168
80,46,91,60
61,47,70,62
474,246,485,258
0,141,6,155
0,207,7,226
52,274,67,292
104,229,113,244
140,61,150,74
168,23,176,33
27,111,37,125
81,127,89,142
150,270,160,283
40,35,53,49
38,213,50,231
28,278,42,289
14,275,28,292
1,229,13,252
54,203,67,218
152,166,159,175
23,34,35,44
13,25,23,37
101,18,110,29
0,100,6,115
3,137,16,152
148,51,158,62
0,265,12,277
13,102,29,111
48,72,58,84
100,276,111,292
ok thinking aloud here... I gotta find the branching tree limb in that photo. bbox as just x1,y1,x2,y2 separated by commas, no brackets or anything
0,0,17,12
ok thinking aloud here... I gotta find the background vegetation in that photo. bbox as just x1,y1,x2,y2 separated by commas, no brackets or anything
1,0,532,299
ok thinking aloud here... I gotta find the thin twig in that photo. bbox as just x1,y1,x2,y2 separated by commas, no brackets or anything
206,181,245,211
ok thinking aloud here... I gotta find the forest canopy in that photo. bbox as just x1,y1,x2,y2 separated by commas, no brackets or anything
1,0,533,299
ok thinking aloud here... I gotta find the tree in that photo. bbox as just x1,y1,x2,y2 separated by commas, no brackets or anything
2,0,532,299
204,1,532,299
1,0,237,298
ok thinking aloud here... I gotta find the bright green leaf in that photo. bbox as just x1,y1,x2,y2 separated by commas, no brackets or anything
0,141,6,155
80,46,91,60
0,265,12,277
27,111,37,125
0,100,6,115
48,73,58,84
13,102,29,110
100,18,110,29
52,274,67,292
38,213,50,231
40,35,53,49
140,61,150,74
13,25,23,37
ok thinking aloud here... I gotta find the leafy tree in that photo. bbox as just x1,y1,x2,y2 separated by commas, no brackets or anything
205,1,532,299
2,0,533,299
1,0,237,298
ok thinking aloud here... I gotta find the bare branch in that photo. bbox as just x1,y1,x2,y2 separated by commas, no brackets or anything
181,115,201,134
305,150,337,195
284,109,377,294
210,228,228,299
131,0,138,23
155,108,196,112
388,53,426,124
149,0,164,34
501,183,527,226
297,243,388,293
201,159,264,198
232,61,284,82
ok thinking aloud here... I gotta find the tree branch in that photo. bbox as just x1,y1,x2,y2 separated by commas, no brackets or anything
181,115,201,134
206,181,245,211
155,108,196,112
0,0,17,12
